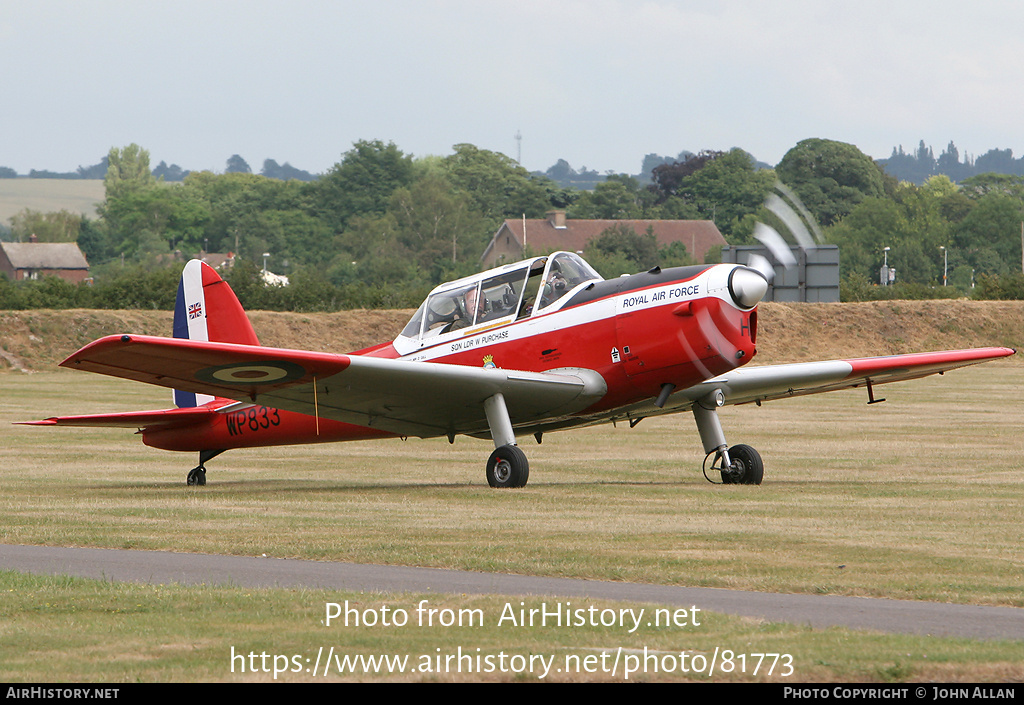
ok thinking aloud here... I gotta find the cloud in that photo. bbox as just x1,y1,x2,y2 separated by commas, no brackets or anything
3,0,1023,174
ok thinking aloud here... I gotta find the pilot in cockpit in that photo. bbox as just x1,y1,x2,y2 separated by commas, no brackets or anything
447,285,485,332
539,262,569,308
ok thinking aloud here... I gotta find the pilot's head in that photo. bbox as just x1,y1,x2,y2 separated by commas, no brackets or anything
464,287,484,315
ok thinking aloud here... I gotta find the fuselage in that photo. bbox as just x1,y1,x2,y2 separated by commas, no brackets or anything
144,255,761,453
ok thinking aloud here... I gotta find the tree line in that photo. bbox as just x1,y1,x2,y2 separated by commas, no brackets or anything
0,154,317,183
2,137,1023,311
880,140,1024,185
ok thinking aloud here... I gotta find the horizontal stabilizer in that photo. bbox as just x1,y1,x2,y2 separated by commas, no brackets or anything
19,405,218,431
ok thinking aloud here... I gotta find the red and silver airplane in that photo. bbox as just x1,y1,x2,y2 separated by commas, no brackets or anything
25,252,1014,488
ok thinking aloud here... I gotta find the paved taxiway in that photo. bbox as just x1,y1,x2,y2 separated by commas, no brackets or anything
2,543,1021,641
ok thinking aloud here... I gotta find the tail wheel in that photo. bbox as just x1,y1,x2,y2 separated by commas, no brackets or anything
721,444,763,485
486,445,529,488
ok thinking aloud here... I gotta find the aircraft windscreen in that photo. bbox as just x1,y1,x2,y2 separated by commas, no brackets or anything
537,252,602,310
399,300,428,339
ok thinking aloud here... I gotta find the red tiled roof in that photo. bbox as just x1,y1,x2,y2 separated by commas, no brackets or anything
0,242,89,270
483,217,727,265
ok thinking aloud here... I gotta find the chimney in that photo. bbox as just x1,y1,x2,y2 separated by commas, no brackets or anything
546,210,567,229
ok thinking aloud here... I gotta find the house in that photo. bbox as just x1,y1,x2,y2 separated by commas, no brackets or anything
481,211,727,268
199,251,236,271
0,239,90,283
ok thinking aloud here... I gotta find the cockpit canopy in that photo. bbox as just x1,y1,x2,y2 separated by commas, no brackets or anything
397,252,602,349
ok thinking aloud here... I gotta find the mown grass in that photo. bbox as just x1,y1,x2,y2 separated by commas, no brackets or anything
1,364,1022,681
3,571,1022,682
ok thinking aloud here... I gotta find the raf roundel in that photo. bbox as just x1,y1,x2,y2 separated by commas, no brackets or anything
196,360,306,386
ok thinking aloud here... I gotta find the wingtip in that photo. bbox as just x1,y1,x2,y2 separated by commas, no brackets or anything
59,333,135,368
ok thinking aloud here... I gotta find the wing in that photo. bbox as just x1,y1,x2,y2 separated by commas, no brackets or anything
58,334,607,438
680,347,1016,406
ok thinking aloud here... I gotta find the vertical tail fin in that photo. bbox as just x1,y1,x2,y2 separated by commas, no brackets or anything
173,260,260,407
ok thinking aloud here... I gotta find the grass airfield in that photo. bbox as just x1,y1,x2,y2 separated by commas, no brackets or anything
1,364,1022,682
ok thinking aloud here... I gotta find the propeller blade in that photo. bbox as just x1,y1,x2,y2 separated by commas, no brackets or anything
753,222,797,269
746,253,776,284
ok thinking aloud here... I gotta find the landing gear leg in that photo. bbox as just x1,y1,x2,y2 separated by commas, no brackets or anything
691,392,763,485
186,449,225,487
483,393,529,488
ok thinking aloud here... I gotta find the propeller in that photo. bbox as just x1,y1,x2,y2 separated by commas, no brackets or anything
746,182,823,286
684,182,824,381
746,249,778,284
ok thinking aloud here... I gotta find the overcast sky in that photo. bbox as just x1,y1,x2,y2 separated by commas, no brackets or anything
3,0,1023,176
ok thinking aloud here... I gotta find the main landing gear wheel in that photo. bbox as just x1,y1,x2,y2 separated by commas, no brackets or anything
486,444,529,488
719,444,763,485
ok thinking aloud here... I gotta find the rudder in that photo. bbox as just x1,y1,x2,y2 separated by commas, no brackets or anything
173,259,259,407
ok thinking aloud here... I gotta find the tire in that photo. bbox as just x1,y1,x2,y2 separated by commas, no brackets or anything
486,445,530,488
721,444,763,485
186,467,206,486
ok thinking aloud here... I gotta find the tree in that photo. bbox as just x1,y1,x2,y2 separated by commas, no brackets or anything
678,149,775,239
649,150,722,202
936,141,972,183
974,148,1022,176
389,172,487,270
544,158,573,183
153,161,189,182
960,173,1024,200
541,159,603,189
776,139,885,226
640,152,688,183
570,175,647,219
101,185,210,259
442,143,551,223
261,159,316,181
313,140,415,229
182,171,320,263
76,158,109,180
225,154,252,174
585,222,659,270
827,196,908,281
100,144,160,259
9,209,82,243
76,218,112,264
103,144,155,202
952,193,1024,275
645,149,774,240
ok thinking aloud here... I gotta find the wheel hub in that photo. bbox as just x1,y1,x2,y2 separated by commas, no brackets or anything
493,459,512,483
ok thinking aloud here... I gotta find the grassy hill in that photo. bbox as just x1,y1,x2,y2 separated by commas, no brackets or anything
0,179,105,225
1,301,1019,372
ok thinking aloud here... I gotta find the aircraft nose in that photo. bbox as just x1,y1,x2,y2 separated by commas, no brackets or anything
728,266,769,309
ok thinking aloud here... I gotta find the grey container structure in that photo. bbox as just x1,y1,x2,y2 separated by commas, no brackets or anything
721,244,839,303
